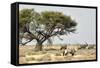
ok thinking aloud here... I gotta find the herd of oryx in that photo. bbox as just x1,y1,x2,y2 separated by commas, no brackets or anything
60,43,95,56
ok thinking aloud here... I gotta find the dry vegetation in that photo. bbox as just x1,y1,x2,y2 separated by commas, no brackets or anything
19,44,96,64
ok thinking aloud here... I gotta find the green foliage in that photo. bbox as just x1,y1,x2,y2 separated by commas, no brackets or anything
41,11,77,29
19,9,34,28
40,11,77,35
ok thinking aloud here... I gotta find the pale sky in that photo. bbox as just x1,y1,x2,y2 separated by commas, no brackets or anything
19,4,96,45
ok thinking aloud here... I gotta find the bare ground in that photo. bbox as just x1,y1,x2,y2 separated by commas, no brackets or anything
19,45,96,64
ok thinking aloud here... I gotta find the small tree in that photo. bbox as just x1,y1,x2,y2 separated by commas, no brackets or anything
19,9,77,51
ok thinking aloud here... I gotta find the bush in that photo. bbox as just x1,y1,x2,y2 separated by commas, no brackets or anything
55,53,62,56
37,55,51,61
26,57,35,61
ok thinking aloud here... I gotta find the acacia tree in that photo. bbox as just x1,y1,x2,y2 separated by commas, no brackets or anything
19,9,77,51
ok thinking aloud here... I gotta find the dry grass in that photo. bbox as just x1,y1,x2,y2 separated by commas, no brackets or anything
19,45,96,64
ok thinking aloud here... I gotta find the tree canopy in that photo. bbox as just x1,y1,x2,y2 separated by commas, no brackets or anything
19,9,77,51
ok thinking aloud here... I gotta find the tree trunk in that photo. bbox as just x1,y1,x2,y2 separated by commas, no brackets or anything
35,41,43,51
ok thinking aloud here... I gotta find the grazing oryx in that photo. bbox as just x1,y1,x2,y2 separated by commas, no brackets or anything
78,42,88,49
63,48,77,56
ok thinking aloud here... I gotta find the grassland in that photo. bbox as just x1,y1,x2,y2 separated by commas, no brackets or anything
19,44,96,64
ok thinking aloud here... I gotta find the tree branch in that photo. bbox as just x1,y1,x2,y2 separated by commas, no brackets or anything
20,39,33,45
27,31,39,40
